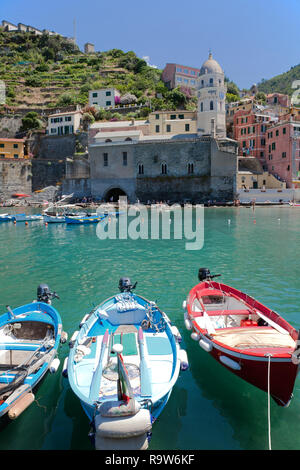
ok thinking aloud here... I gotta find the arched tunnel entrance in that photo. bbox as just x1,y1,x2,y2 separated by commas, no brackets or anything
104,187,127,202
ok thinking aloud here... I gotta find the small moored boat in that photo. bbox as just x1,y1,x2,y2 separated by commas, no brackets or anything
0,284,67,419
66,277,187,450
184,268,300,407
65,215,107,224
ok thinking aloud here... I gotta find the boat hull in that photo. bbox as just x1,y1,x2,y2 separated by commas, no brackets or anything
186,279,299,406
198,331,298,406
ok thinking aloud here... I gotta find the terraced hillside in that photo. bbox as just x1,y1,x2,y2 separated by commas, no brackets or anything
0,28,197,115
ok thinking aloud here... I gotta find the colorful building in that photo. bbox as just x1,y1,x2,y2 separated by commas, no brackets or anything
89,88,121,108
149,110,197,135
265,116,300,188
0,138,26,159
162,63,200,90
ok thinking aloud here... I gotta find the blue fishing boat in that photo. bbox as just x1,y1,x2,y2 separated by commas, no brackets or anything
0,214,25,222
66,278,188,450
0,285,67,420
65,214,107,224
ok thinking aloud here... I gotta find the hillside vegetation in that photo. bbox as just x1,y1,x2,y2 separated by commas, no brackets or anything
257,63,300,96
0,29,197,116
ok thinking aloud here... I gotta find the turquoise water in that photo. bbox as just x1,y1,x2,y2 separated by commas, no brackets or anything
0,206,300,450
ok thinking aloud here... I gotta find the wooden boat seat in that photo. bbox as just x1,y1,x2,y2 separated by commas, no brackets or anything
191,309,250,318
212,327,296,349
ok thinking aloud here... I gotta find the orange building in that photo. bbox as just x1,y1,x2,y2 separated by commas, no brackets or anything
0,138,26,159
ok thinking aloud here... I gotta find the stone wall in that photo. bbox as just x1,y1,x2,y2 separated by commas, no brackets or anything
0,159,32,199
84,136,238,203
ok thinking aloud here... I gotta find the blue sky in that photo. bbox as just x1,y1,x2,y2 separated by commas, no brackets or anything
1,0,299,89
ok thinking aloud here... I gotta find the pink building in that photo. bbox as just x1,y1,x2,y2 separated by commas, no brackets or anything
266,93,290,108
162,63,200,90
233,109,273,166
265,115,300,188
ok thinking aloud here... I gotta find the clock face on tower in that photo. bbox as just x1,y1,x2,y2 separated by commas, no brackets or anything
219,92,225,100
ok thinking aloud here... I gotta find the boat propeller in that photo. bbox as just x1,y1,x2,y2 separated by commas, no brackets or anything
198,268,221,282
37,284,60,304
118,277,137,293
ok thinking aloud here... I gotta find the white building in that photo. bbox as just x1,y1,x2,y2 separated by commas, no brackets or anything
197,53,227,137
89,88,120,109
46,110,82,136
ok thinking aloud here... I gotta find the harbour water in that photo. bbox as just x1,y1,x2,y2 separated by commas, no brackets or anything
0,206,300,450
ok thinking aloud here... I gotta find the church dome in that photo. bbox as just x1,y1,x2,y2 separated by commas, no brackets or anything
200,53,223,75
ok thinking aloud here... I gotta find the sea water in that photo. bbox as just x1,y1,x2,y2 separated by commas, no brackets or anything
0,206,299,450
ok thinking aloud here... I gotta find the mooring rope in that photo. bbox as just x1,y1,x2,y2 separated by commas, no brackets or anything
267,354,272,450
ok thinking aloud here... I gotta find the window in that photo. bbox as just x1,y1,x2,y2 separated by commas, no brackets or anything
282,152,286,158
92,92,98,98
176,67,182,72
170,115,176,120
261,138,265,146
13,143,18,148
51,128,56,134
188,163,194,174
125,137,132,141
65,116,72,122
177,77,182,82
105,139,112,142
161,163,167,175
0,154,4,158
200,102,203,112
123,152,127,166
138,164,144,175
155,125,160,133
185,124,190,132
210,101,214,110
272,142,276,150
106,101,111,106
184,69,188,74
0,143,4,148
276,130,279,136
155,114,159,120
166,124,171,132
106,91,111,96
14,154,18,158
283,127,286,134
191,70,196,75
184,78,189,84
178,114,184,119
103,153,108,166
209,78,213,85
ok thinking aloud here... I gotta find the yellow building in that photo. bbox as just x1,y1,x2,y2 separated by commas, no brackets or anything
0,138,26,159
149,110,197,136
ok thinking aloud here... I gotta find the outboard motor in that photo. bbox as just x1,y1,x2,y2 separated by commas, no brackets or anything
37,284,59,304
118,277,137,293
198,268,221,282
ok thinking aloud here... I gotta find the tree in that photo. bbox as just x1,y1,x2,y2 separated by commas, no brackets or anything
20,112,43,132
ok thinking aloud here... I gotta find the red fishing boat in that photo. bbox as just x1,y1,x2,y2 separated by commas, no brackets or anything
183,269,300,406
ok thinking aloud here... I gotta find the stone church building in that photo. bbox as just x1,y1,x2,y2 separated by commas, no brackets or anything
63,54,239,203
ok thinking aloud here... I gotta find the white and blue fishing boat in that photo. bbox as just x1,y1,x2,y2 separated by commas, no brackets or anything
66,277,188,450
0,285,67,420
12,214,43,222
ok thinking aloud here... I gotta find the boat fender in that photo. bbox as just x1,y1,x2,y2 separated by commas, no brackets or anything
184,310,192,330
182,300,187,310
69,330,79,348
100,398,141,418
95,408,152,440
171,325,182,343
79,314,90,328
178,349,189,370
219,355,241,371
191,332,200,341
199,338,213,352
60,331,68,344
8,393,35,420
49,357,60,373
62,357,68,377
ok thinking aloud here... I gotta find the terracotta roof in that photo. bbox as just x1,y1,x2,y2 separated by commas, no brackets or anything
0,138,25,142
